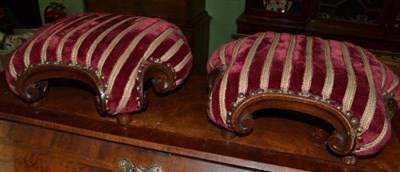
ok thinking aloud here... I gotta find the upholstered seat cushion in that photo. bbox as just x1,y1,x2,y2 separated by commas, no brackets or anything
6,12,193,114
207,32,400,156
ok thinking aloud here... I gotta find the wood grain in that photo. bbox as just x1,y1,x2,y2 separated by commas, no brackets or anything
0,120,262,172
0,73,399,171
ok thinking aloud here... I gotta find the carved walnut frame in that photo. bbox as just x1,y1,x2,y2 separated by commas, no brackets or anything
13,62,175,125
208,68,400,165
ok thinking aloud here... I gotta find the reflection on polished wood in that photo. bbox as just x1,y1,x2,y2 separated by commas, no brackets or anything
0,73,399,171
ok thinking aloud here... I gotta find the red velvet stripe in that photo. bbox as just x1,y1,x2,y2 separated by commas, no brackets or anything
46,14,102,64
222,39,240,69
225,37,255,113
89,17,147,70
267,33,289,90
309,37,327,96
288,34,307,92
101,20,158,85
247,33,273,92
8,14,88,81
111,22,163,113
327,40,347,105
346,43,369,120
61,14,115,64
76,15,130,66
118,24,192,113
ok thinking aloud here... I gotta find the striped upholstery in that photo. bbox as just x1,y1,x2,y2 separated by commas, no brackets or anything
207,32,400,156
5,12,193,114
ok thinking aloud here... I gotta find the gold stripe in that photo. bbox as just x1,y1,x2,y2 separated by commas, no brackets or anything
9,53,20,92
174,53,192,72
321,40,334,100
9,53,18,79
85,17,138,66
7,54,17,92
142,29,175,60
301,37,313,93
39,14,97,64
56,15,107,62
219,44,227,65
379,63,387,89
208,92,216,122
260,33,280,89
160,39,184,62
355,117,389,153
219,38,245,125
107,22,162,97
280,34,296,92
358,47,377,134
23,16,76,67
388,76,399,92
340,42,356,112
96,18,150,71
239,33,265,98
71,15,120,64
175,79,184,85
11,15,81,78
114,27,175,113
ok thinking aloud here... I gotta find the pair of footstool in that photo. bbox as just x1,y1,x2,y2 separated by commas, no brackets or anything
5,12,400,165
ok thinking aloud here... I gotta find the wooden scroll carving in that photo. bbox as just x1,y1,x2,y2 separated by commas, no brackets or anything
14,62,175,124
208,68,359,164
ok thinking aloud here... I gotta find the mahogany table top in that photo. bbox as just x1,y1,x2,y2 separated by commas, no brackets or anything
0,73,399,171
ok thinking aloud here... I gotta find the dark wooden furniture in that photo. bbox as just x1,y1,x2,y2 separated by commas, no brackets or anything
84,0,210,74
0,0,42,31
12,63,175,125
237,0,400,74
1,73,400,171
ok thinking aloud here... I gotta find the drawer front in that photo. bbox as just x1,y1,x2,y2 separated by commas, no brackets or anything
97,141,256,172
0,120,256,172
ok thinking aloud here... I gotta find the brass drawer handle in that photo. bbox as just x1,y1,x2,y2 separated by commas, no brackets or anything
119,159,162,172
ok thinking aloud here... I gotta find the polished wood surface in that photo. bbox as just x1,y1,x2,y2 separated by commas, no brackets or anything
0,120,266,172
0,73,400,171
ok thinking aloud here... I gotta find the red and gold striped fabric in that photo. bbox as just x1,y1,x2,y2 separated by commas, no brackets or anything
5,12,193,114
207,32,400,156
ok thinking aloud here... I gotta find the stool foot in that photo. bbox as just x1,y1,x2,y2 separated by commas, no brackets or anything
221,129,236,140
117,113,132,125
30,101,43,108
342,154,358,165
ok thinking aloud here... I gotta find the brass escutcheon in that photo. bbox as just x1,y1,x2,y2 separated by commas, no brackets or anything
119,159,162,172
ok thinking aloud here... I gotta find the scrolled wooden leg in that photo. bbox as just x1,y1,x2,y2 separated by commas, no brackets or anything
238,114,254,132
116,113,132,125
143,63,175,94
220,129,236,140
341,154,358,165
311,128,329,147
19,81,48,102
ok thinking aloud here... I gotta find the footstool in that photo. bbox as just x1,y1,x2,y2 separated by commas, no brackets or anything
207,32,400,164
5,12,193,124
